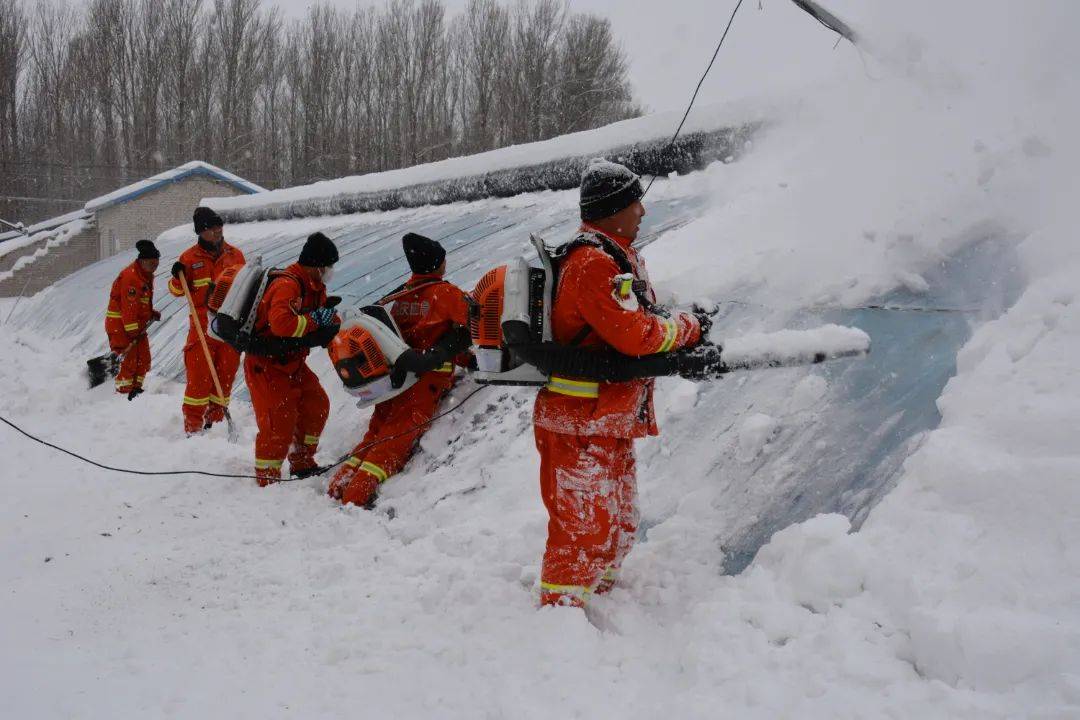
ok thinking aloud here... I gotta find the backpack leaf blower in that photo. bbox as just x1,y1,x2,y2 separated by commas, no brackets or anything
468,234,870,385
328,306,418,408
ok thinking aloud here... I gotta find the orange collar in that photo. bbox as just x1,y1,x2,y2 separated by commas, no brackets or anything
286,262,324,292
407,272,444,286
580,222,634,251
132,261,154,280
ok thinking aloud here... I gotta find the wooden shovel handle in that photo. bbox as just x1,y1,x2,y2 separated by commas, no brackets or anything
179,273,229,405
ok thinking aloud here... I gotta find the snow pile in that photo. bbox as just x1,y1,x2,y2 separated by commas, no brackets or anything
0,218,90,283
84,161,264,213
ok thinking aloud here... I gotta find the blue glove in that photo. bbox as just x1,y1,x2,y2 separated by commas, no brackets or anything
310,306,336,327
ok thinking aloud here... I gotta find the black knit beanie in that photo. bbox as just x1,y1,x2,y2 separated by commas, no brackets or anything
402,232,445,274
299,232,339,267
193,206,224,234
579,158,644,221
135,239,160,259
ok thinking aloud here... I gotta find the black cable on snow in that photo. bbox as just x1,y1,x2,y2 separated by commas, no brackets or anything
0,385,488,482
643,0,746,197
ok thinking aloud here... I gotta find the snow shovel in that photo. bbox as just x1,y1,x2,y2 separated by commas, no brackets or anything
179,273,239,443
86,323,154,389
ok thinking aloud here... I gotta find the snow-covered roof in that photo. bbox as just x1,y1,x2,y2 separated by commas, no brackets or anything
84,161,265,213
205,99,772,221
0,216,90,281
0,208,92,253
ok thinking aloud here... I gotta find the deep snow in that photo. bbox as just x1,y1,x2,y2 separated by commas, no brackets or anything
3,0,1080,717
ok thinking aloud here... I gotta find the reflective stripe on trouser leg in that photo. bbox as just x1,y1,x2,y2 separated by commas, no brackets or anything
535,426,637,607
283,363,330,474
115,336,150,393
183,341,216,432
539,581,592,607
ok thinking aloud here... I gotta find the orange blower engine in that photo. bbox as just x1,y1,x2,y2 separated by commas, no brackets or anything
328,306,418,408
469,247,550,386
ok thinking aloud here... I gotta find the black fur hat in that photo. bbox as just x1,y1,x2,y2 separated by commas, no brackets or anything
299,232,339,267
402,232,446,274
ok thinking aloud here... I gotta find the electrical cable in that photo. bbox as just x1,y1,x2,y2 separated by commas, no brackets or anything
642,0,746,197
0,385,488,482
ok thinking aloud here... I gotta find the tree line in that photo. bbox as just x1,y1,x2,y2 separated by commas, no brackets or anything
0,0,640,225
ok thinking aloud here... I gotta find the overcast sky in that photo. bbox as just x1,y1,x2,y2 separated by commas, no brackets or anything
271,0,852,113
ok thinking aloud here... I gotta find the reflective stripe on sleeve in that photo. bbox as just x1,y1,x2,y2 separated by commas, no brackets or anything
303,434,319,446
124,322,140,332
545,376,599,399
292,314,309,337
434,362,454,373
115,378,133,388
183,395,210,406
657,317,679,353
105,310,122,318
192,278,212,288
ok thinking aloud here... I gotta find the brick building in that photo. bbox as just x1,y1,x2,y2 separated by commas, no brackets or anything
0,162,263,297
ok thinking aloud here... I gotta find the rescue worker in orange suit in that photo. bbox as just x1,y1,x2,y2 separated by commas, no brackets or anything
168,206,246,435
534,159,706,607
328,233,473,508
245,232,341,486
105,239,161,400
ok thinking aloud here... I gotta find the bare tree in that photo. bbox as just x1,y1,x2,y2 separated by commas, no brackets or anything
0,0,28,163
1,0,642,224
552,13,638,135
453,0,510,153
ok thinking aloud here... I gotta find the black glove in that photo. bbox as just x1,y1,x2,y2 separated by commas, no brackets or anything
431,325,472,360
691,301,719,339
674,341,726,380
389,349,430,389
324,296,342,309
171,261,185,279
305,323,340,348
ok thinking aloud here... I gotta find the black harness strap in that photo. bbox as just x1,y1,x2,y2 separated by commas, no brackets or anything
554,232,662,348
376,279,449,306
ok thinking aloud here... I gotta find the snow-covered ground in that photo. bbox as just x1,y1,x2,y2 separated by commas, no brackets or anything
3,1,1080,717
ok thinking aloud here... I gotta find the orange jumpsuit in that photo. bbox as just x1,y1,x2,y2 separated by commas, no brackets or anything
168,241,246,433
244,262,331,485
105,261,156,394
329,274,471,507
534,224,701,607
